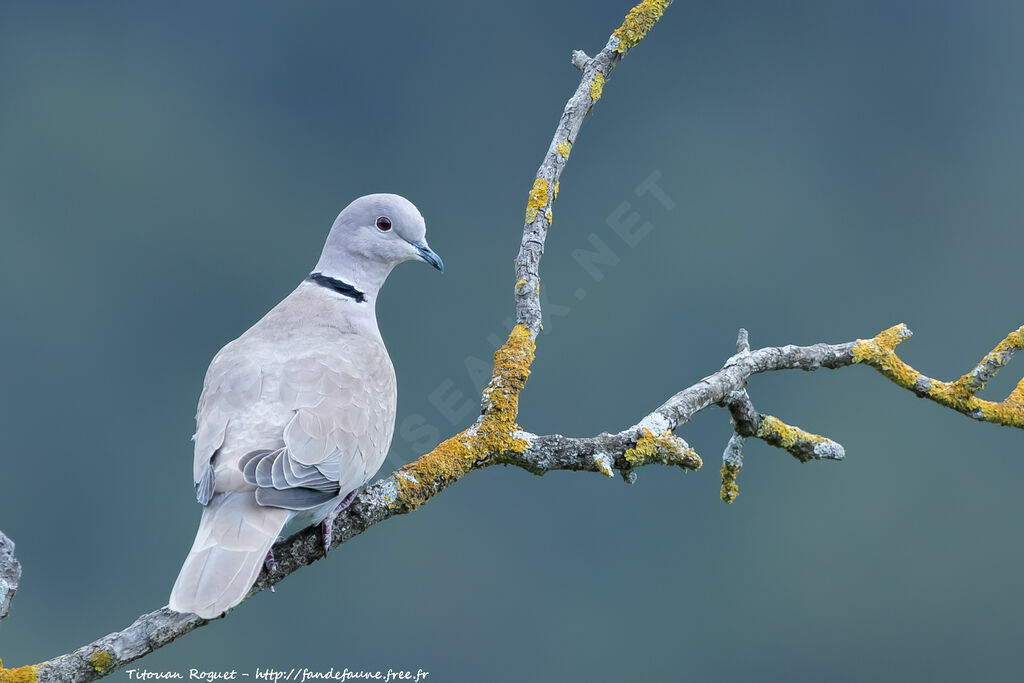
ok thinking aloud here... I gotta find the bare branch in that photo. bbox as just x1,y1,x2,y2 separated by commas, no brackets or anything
0,531,20,625
736,327,750,353
717,326,845,502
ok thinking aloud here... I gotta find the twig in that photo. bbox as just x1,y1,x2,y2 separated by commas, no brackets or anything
0,531,20,625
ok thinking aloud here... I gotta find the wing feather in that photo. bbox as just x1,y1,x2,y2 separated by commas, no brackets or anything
197,334,396,517
192,349,262,488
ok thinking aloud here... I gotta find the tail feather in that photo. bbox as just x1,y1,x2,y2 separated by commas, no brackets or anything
169,491,290,619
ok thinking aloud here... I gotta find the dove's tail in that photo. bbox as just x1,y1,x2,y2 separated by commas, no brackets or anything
169,491,290,619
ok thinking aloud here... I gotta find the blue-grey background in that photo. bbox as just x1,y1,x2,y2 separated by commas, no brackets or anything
2,1,1023,681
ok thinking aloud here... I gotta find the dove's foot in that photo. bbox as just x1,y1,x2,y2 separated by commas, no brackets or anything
321,489,359,553
264,536,286,592
265,549,277,593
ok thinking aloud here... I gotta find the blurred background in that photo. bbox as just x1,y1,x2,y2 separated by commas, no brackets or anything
2,1,1023,681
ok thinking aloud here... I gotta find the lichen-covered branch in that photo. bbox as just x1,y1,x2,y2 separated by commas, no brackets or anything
512,0,674,335
500,428,702,481
720,434,745,504
6,322,1023,680
2,0,1020,678
719,385,845,504
721,330,846,463
0,2,677,681
479,323,1024,491
716,328,845,505
712,323,1024,503
387,325,537,512
853,323,1024,427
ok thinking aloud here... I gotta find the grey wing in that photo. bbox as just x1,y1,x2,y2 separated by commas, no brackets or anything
240,339,397,512
192,347,263,504
239,447,339,510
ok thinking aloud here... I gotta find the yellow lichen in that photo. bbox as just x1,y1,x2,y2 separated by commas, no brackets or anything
525,178,549,224
927,379,974,412
553,181,560,199
925,377,1024,428
589,72,605,101
623,428,702,470
610,0,671,52
988,326,1024,353
929,326,1024,425
854,323,1024,429
515,279,526,292
622,428,655,463
979,383,1024,426
556,140,571,158
90,649,112,673
753,415,833,459
852,323,919,389
720,461,741,504
755,416,798,449
392,325,536,510
0,659,38,683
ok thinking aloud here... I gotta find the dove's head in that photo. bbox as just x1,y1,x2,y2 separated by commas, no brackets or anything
314,194,443,296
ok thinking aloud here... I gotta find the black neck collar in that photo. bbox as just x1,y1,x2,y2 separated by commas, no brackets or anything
307,272,367,303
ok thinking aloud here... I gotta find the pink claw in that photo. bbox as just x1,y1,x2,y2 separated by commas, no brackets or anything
322,489,359,554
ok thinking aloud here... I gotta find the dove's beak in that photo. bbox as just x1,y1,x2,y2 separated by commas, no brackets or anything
411,241,444,273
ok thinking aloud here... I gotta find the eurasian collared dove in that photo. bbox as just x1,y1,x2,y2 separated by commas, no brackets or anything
168,193,443,619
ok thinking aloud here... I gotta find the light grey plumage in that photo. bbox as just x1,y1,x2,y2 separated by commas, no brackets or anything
169,194,442,619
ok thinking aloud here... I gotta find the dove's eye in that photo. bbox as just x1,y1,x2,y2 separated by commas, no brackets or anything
376,216,392,232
